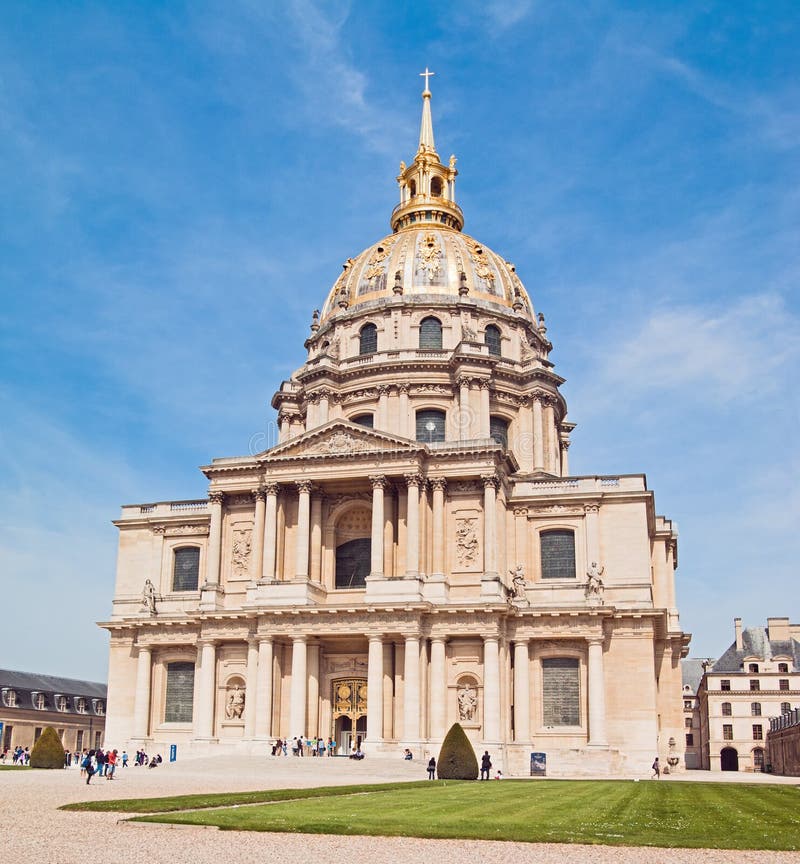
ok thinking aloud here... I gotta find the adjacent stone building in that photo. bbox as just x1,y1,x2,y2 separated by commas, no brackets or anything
0,669,106,753
693,617,800,772
101,77,690,776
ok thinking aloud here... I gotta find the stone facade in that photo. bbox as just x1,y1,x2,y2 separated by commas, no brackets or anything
101,79,689,776
0,669,106,753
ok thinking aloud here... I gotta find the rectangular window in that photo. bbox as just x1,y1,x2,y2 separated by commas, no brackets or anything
749,663,759,673
542,658,580,726
684,699,693,710
751,702,762,716
720,680,731,691
778,663,789,674
165,661,195,723
539,531,576,580
57,729,65,741
34,727,42,742
94,731,102,750
685,733,694,747
750,680,760,691
684,717,693,728
76,730,83,752
173,547,200,592
779,679,790,691
723,724,733,740
753,724,763,740
722,702,732,716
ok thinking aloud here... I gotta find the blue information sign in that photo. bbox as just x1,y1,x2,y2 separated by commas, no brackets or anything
530,752,546,776
169,744,177,763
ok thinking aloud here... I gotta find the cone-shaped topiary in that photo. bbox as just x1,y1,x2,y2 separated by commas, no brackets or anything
436,722,479,779
30,726,65,769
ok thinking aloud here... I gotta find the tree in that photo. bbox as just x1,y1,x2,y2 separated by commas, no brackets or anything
437,722,479,779
30,726,65,769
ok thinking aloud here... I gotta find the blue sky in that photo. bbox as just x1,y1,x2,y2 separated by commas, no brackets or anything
1,1,798,682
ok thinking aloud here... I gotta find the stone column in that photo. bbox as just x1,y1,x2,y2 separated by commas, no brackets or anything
367,635,384,745
543,400,556,473
306,394,318,429
404,473,422,577
319,390,330,424
457,376,471,440
289,636,307,737
532,396,545,471
518,397,534,473
310,493,323,582
244,637,259,739
479,379,491,439
196,639,217,740
513,639,531,742
250,489,266,585
377,385,389,430
560,440,570,477
132,645,152,739
254,637,273,739
383,488,395,579
279,414,290,442
295,481,313,579
482,636,501,742
261,483,279,582
307,642,320,737
205,492,224,586
430,478,447,578
587,637,608,746
403,635,420,741
430,636,447,739
369,475,386,577
398,384,410,438
482,474,499,576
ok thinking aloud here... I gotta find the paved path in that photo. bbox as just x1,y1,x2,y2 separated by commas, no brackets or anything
2,754,799,864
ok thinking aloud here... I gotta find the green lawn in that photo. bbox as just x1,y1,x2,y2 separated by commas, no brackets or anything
0,764,30,770
64,780,800,850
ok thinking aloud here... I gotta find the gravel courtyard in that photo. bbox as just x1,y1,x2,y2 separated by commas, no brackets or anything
3,753,799,864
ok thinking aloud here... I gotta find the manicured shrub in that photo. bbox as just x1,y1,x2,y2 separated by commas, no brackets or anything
30,726,65,769
437,722,478,780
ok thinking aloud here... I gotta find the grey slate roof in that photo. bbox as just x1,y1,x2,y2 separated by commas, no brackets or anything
681,658,711,693
0,670,106,698
711,627,800,673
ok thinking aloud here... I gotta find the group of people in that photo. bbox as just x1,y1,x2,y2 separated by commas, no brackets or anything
3,746,30,764
270,736,338,757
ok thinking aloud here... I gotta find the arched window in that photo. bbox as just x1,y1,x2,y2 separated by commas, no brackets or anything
721,702,732,716
419,316,443,349
430,176,443,197
416,409,446,443
350,414,373,429
335,538,371,589
753,747,765,771
409,179,417,196
359,323,377,355
173,547,200,592
165,662,194,723
484,324,501,357
540,529,576,579
489,416,509,448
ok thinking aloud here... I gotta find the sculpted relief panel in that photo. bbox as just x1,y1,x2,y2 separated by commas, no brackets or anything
453,509,481,572
230,522,253,581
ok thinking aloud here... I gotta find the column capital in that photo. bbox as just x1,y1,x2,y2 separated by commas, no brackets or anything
478,378,492,391
561,439,571,450
306,391,320,405
430,634,449,645
295,479,314,494
397,382,410,394
376,384,391,395
429,477,447,492
404,472,424,489
136,644,152,655
482,634,500,644
257,634,274,646
481,473,499,490
586,635,605,647
456,375,472,389
584,503,600,514
253,487,267,503
291,634,308,645
369,474,388,489
264,481,280,496
196,638,218,649
368,633,385,643
514,636,531,646
208,491,225,506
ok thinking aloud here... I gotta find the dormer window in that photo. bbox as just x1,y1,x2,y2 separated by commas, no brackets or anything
1,688,17,708
33,692,46,710
93,699,105,716
56,695,68,712
75,697,87,714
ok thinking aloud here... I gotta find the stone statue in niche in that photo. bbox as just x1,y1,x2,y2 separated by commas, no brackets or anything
457,684,478,722
225,685,245,720
141,579,157,615
585,562,605,604
507,564,529,607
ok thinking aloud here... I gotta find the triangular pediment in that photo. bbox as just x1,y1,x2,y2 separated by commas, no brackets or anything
260,420,421,461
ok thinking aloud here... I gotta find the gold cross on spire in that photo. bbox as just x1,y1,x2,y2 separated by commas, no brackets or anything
420,67,435,93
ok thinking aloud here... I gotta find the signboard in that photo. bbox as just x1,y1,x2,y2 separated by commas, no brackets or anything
530,752,546,776
169,744,177,763
0,721,4,746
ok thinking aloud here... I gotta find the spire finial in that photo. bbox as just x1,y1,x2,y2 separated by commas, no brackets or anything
418,67,436,154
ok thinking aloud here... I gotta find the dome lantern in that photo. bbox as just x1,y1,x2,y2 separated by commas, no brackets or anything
391,69,464,233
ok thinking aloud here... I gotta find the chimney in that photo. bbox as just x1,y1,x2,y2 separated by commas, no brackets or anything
734,617,743,651
767,617,790,642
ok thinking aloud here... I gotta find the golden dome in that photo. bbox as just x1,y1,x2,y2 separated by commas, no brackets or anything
319,226,534,322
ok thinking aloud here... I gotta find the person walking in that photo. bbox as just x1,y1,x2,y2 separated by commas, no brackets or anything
651,756,660,779
427,756,436,779
480,751,492,780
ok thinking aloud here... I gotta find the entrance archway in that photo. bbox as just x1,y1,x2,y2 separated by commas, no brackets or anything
332,678,367,754
720,747,739,771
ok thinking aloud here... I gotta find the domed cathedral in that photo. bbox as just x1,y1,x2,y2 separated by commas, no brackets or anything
102,74,690,777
